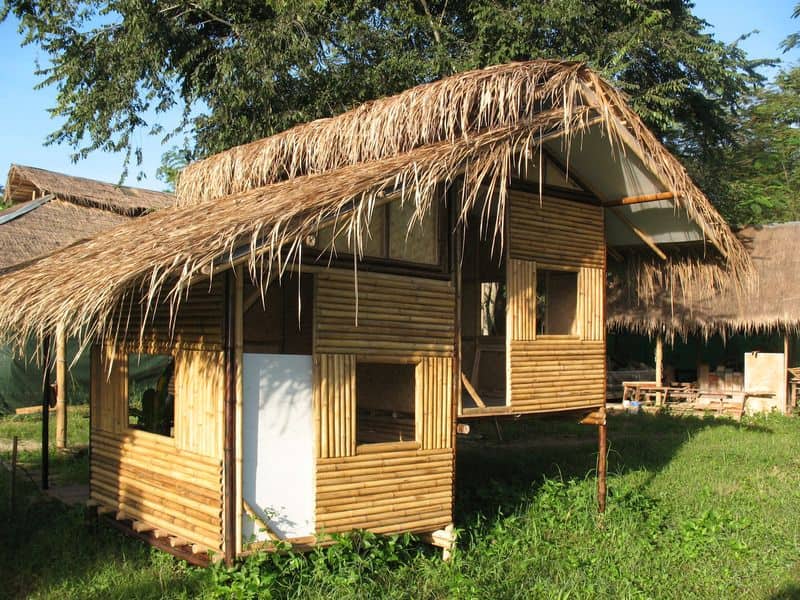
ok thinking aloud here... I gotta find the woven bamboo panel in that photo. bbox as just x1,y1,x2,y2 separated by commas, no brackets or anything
90,429,223,551
315,269,455,357
315,354,356,459
507,259,537,341
578,267,604,341
316,447,453,534
174,350,224,458
112,278,225,351
509,339,605,412
416,357,453,450
91,344,127,434
508,192,604,268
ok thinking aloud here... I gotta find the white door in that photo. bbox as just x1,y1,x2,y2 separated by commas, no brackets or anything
242,353,314,541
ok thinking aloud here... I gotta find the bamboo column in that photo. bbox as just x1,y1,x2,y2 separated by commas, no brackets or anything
654,334,664,406
784,333,790,415
55,323,67,450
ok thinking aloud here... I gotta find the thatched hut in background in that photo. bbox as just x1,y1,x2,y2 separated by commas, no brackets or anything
0,165,172,447
607,221,800,413
0,61,749,563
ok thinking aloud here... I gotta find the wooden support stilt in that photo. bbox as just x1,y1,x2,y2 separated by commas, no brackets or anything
655,334,664,406
55,323,67,450
598,419,607,514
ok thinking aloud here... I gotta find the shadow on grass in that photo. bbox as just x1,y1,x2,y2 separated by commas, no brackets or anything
770,585,800,600
0,477,207,599
454,411,774,527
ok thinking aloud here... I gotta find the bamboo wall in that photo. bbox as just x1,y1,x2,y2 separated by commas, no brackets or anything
507,192,606,413
111,279,225,351
90,282,226,552
313,269,455,535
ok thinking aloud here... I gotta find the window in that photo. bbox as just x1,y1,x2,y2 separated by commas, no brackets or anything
128,353,175,437
356,362,416,444
315,201,439,266
536,269,578,336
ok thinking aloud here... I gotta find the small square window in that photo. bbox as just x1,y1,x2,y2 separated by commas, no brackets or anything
128,353,175,437
356,362,416,444
536,270,578,336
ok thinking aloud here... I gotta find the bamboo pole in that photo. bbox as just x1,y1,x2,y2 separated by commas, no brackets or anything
55,323,67,450
655,334,664,406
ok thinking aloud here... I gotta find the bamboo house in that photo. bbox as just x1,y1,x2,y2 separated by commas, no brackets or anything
0,61,749,564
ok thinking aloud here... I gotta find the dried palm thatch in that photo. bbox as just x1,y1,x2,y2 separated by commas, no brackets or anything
0,197,129,274
0,60,749,352
5,164,173,215
176,60,746,270
608,222,800,339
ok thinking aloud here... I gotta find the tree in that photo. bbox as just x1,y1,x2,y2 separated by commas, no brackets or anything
156,146,192,192
781,2,800,51
710,67,800,225
1,1,767,186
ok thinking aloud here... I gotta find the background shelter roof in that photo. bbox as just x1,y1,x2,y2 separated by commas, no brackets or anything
0,197,128,274
0,60,750,348
5,164,173,215
607,222,800,338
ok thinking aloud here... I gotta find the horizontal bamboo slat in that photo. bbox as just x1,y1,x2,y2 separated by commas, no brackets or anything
110,279,225,350
316,447,452,535
315,270,455,357
91,430,224,550
508,192,604,268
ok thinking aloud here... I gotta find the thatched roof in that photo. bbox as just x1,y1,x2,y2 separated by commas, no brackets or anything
608,222,800,338
0,60,749,349
0,197,128,274
5,165,173,216
0,166,173,275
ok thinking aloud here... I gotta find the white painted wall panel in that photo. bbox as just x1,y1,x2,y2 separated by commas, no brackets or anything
242,354,315,540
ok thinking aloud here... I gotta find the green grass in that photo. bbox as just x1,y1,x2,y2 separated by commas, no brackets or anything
1,411,799,599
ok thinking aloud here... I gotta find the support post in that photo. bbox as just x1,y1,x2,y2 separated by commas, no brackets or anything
234,267,244,554
598,419,607,513
784,333,791,415
654,334,664,406
223,270,238,566
41,335,51,490
55,323,67,450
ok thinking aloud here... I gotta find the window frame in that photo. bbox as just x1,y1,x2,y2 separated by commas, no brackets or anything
354,357,421,454
125,351,177,439
534,264,581,339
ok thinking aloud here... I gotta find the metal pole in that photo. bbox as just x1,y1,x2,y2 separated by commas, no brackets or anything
41,335,51,490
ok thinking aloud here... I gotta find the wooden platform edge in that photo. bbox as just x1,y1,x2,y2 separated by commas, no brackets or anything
86,502,214,567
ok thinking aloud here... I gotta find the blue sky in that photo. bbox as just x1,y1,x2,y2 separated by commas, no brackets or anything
0,1,798,190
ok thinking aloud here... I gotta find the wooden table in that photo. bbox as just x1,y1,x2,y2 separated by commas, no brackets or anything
622,382,698,406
